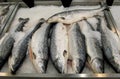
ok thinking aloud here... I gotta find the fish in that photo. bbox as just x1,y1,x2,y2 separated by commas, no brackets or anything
78,19,103,73
29,22,56,73
47,6,106,24
97,16,120,73
8,18,45,74
0,18,29,70
50,22,86,73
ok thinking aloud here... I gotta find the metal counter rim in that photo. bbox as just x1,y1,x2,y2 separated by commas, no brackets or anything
0,73,120,78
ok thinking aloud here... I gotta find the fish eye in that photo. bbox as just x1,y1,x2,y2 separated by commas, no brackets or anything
60,17,65,20
33,52,36,59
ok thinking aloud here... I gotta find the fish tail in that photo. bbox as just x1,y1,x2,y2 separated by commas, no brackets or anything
18,17,29,23
39,18,45,22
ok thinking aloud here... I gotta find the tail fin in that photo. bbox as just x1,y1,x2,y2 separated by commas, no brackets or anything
18,18,29,23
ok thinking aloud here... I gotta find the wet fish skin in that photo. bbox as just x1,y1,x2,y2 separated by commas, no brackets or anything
47,6,105,24
9,18,45,74
78,19,103,73
0,33,14,70
50,22,86,73
29,22,56,73
97,16,120,72
50,23,66,73
68,23,86,73
0,18,29,70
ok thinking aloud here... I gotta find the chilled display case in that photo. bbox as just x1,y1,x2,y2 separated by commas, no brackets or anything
0,0,120,79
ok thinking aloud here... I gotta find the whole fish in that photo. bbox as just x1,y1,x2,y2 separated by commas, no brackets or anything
47,6,106,24
78,19,103,73
29,22,56,73
97,16,120,72
50,22,86,73
9,18,45,74
0,18,29,70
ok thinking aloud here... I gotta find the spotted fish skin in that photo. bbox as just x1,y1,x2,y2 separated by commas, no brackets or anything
98,16,120,73
0,18,29,70
9,19,45,74
50,22,86,74
78,19,103,73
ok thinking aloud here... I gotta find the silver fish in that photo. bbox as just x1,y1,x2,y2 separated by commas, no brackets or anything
98,16,120,72
29,22,55,73
9,18,45,74
0,18,29,70
47,6,105,24
78,19,103,73
50,23,86,73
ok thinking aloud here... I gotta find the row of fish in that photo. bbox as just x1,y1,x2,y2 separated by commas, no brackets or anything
0,5,120,74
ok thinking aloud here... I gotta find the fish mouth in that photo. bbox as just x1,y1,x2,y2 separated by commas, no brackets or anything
9,63,18,74
10,68,16,74
91,58,104,73
54,55,80,74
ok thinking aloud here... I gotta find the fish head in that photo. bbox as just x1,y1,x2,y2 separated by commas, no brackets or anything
91,58,104,73
34,58,47,73
29,46,47,73
8,49,23,74
31,53,47,73
53,58,65,73
8,56,18,74
47,15,66,23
